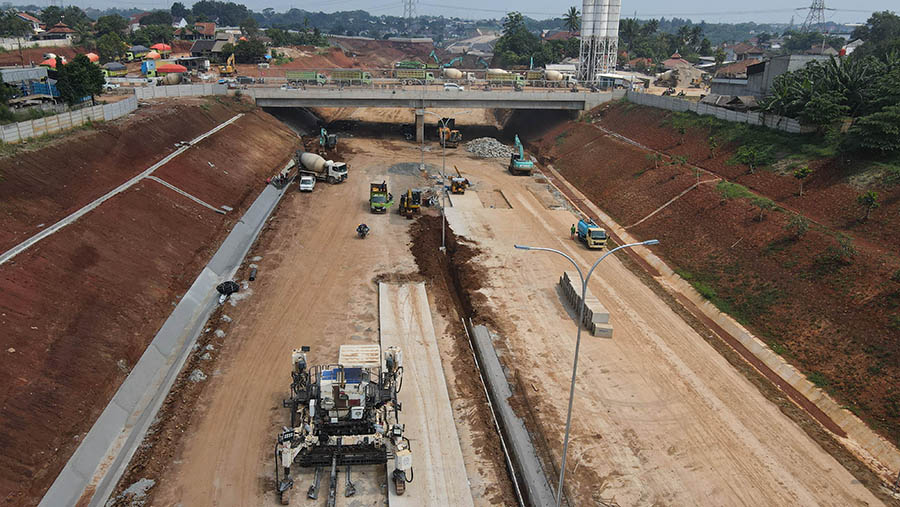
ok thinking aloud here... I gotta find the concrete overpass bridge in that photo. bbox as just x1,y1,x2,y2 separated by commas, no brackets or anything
248,87,624,141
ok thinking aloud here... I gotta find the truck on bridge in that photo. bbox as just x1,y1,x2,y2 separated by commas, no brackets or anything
330,70,373,85
487,71,525,87
392,69,435,84
285,70,327,86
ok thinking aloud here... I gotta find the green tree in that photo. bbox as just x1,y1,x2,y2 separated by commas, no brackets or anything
95,15,128,37
707,136,719,158
793,165,812,196
97,33,126,63
563,7,580,33
240,16,259,39
233,39,265,63
714,48,726,73
733,145,770,173
171,2,190,19
857,191,880,221
751,196,776,221
785,213,809,238
0,12,32,37
141,11,173,26
850,11,900,60
55,54,105,106
845,104,900,153
492,12,541,67
646,152,663,169
799,91,848,128
141,24,175,44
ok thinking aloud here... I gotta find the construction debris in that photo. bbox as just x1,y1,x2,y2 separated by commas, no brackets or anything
188,369,207,383
465,138,515,158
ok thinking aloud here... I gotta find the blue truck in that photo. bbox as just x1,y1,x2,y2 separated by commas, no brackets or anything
576,219,608,249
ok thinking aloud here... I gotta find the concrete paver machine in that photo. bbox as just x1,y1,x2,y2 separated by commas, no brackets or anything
275,345,413,505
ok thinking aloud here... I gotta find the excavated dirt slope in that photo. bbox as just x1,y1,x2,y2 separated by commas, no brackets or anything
527,102,900,451
0,97,298,505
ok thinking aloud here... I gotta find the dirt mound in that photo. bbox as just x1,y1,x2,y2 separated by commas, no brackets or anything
528,103,900,449
0,45,85,66
0,98,298,505
0,99,244,252
328,37,435,68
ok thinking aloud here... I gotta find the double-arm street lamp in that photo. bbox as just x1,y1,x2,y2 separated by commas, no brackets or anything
514,238,660,506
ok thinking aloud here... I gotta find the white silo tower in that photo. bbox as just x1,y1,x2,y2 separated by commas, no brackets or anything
578,0,621,82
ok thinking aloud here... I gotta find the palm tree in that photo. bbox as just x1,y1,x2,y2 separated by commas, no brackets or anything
563,7,580,33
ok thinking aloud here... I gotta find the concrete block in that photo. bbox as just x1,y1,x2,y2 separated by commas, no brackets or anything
592,323,614,338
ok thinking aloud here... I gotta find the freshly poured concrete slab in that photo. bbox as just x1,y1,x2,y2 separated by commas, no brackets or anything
447,190,484,209
378,282,474,507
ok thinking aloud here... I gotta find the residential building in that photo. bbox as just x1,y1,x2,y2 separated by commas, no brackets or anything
15,12,42,34
34,23,75,42
710,54,829,98
662,52,691,69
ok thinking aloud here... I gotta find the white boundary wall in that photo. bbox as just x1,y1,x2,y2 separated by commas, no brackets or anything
626,90,815,134
0,37,72,50
1,84,227,144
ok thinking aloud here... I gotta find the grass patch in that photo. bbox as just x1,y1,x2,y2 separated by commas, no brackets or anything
889,314,900,331
555,131,569,146
769,341,791,357
807,371,830,388
716,181,753,200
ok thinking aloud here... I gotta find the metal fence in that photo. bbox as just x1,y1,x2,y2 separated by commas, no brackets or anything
625,90,815,134
0,83,229,144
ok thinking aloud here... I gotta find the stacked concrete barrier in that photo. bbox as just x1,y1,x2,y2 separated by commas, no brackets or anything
559,271,613,337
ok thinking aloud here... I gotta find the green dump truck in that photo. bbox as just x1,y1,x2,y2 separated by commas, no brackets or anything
392,69,435,84
369,181,394,213
329,70,373,85
285,70,327,85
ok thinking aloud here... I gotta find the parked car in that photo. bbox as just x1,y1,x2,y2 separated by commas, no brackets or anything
443,82,464,92
236,76,255,85
102,82,120,91
298,174,316,192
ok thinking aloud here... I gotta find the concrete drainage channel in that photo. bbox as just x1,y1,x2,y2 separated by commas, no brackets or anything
39,175,293,507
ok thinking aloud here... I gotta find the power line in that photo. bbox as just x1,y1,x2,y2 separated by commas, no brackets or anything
800,0,827,31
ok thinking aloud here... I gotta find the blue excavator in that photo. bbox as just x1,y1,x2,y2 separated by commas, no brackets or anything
509,135,534,175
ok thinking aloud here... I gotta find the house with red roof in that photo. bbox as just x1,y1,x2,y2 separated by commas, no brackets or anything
15,12,42,34
34,23,76,42
662,52,691,69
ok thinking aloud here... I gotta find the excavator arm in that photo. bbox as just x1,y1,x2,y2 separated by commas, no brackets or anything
514,135,525,160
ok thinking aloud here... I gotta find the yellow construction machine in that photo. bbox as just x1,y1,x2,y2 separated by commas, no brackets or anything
398,188,422,219
219,53,236,76
437,117,462,148
450,165,469,194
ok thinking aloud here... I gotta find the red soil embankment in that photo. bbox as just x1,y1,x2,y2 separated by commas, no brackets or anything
0,97,298,505
528,103,900,449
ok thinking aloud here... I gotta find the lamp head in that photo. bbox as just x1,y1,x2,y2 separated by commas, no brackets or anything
642,239,660,246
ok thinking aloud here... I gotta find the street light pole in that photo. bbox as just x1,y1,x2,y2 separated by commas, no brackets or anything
422,109,471,252
514,238,659,507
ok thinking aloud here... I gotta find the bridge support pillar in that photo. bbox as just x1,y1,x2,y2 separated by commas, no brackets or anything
415,109,424,143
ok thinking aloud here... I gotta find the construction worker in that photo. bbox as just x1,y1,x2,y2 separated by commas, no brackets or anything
570,224,576,239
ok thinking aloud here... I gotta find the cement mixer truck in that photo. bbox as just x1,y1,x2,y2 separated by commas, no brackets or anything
295,151,348,184
525,69,575,88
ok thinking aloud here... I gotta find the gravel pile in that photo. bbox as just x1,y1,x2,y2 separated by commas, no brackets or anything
465,137,515,158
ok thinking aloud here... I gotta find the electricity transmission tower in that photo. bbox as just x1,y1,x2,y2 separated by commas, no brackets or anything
800,0,826,32
403,0,417,19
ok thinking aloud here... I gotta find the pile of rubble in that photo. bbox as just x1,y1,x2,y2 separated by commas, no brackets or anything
465,138,515,158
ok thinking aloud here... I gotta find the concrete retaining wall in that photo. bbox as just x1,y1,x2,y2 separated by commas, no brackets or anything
134,83,227,100
625,90,814,134
559,271,612,337
40,178,291,507
0,37,72,50
470,325,556,506
0,96,137,144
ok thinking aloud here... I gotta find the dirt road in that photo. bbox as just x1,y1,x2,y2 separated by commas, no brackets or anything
442,156,882,505
146,139,509,506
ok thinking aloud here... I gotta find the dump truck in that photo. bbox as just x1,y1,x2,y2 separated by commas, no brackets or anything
576,218,608,249
392,69,435,84
398,189,422,219
296,151,348,184
509,135,534,175
487,71,525,87
370,181,394,213
330,70,373,85
275,344,413,504
285,70,327,86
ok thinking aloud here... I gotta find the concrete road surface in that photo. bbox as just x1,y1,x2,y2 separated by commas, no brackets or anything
379,282,474,507
443,161,882,506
